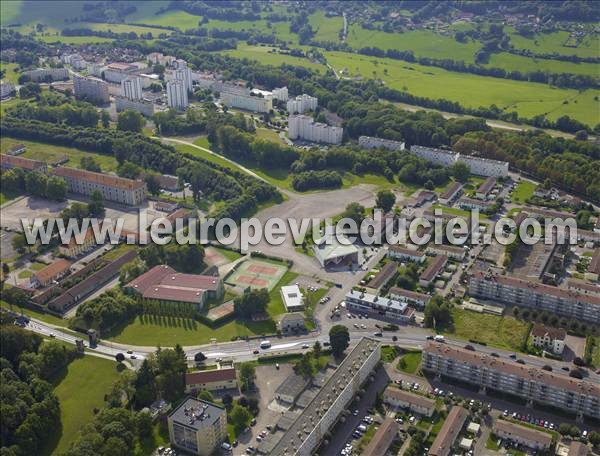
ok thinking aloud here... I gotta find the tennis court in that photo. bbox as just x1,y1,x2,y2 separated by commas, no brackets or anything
225,258,287,291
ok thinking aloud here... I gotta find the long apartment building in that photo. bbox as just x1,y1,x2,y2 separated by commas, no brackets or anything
267,338,381,456
52,166,146,205
23,67,69,82
1,154,48,173
469,269,600,324
358,135,405,151
410,145,508,177
221,91,272,113
422,342,600,420
288,114,343,145
345,289,415,322
73,75,109,104
115,96,154,117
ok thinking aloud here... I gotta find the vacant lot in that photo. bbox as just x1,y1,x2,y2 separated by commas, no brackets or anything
45,355,120,455
442,307,530,352
0,137,118,172
512,181,537,203
325,51,599,126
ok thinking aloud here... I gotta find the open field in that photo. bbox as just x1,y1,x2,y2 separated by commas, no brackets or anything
1,137,118,172
203,18,298,44
37,34,114,44
45,355,120,455
512,181,537,203
486,52,598,77
508,28,600,59
346,26,480,62
396,351,422,374
442,307,531,352
221,44,325,72
324,51,600,126
107,314,275,346
0,63,21,84
309,11,343,42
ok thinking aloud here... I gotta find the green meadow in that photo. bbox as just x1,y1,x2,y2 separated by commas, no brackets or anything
222,44,325,72
508,28,600,59
324,50,599,126
309,11,343,42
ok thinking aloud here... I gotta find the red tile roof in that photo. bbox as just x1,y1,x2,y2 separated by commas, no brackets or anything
186,368,237,385
589,249,600,274
53,166,146,191
531,324,566,341
420,255,448,282
429,406,469,456
440,181,462,200
33,259,71,283
493,420,553,447
362,418,399,456
1,154,45,170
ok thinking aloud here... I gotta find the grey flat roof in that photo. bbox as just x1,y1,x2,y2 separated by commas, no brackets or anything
275,374,310,399
168,397,225,432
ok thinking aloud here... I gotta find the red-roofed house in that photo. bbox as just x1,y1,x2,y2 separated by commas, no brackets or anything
125,264,223,309
185,368,238,393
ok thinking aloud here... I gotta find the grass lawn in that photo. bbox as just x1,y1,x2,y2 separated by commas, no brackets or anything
441,307,530,352
107,313,276,346
486,52,597,77
508,28,600,59
221,44,325,72
256,127,286,145
396,351,422,374
102,243,137,261
174,143,245,174
346,26,480,63
324,50,599,127
486,434,501,451
267,271,300,317
0,137,118,172
37,34,114,44
44,355,120,455
309,11,343,42
0,190,18,205
590,336,600,368
0,299,67,326
432,203,488,220
193,135,210,149
210,245,243,262
0,62,21,84
512,181,537,203
17,269,32,279
381,345,399,363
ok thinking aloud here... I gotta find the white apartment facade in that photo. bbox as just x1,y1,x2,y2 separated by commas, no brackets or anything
103,62,139,83
422,342,600,420
383,386,436,416
121,76,143,100
115,97,154,117
272,86,289,101
73,75,109,103
411,145,458,167
288,114,343,144
458,154,509,177
167,80,189,110
359,135,405,151
221,91,272,113
286,94,318,114
23,67,69,82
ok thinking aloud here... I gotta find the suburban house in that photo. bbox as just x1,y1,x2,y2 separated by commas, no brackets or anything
383,386,436,417
278,312,306,334
492,420,553,451
530,324,566,355
30,259,72,288
185,368,238,394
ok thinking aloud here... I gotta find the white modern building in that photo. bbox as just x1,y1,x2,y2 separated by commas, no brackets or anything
221,91,272,113
147,52,175,66
23,67,69,82
345,290,415,322
280,285,304,312
115,96,154,117
121,76,143,100
359,136,405,151
312,231,359,268
458,154,509,177
272,86,289,101
103,62,139,83
288,115,343,144
411,145,458,167
286,94,318,114
167,80,189,110
70,55,87,70
173,66,193,92
73,75,109,104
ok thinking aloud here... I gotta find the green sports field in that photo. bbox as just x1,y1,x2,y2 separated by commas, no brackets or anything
324,51,600,126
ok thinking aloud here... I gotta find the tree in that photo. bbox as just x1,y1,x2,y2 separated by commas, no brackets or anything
117,109,145,133
80,156,102,172
222,393,233,409
115,353,125,363
12,233,28,252
451,161,470,182
25,171,48,196
229,404,252,432
342,202,366,225
101,110,110,128
329,325,350,357
45,176,67,200
233,288,269,319
135,411,153,438
375,190,395,213
313,340,322,358
198,390,214,402
423,295,452,328
144,173,161,196
239,362,256,391
88,190,104,217
295,353,316,378
588,431,600,446
194,352,206,363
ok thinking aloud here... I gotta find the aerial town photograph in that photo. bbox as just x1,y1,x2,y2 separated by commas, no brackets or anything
0,1,599,455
